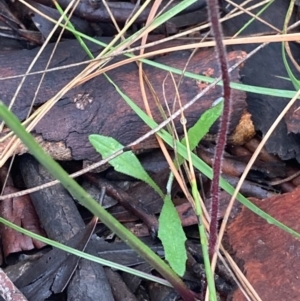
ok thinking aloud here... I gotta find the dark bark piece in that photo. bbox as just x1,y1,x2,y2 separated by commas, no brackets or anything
19,154,84,241
94,237,164,267
158,9,207,34
15,227,88,299
67,237,114,301
19,155,114,301
227,187,300,301
32,0,206,23
14,216,114,301
223,0,300,161
147,282,177,301
5,250,49,282
105,267,138,301
0,39,246,161
122,262,153,293
15,220,99,301
29,1,95,39
36,49,246,161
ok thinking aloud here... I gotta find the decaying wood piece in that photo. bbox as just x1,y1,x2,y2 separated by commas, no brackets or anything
0,268,28,301
0,165,45,260
19,155,114,301
223,0,300,162
0,38,247,161
227,187,300,301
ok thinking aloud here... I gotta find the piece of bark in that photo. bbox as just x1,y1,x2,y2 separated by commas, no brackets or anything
105,267,138,301
19,155,114,301
94,237,163,267
0,38,247,162
0,166,46,260
223,0,300,162
31,0,206,23
147,282,177,301
227,187,300,301
67,237,114,301
19,155,84,241
0,268,28,301
5,250,49,282
29,1,95,39
122,262,153,293
15,218,98,301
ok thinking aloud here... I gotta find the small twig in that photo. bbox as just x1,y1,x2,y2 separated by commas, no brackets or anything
269,170,300,186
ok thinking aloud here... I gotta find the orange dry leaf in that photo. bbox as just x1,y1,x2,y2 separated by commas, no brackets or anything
0,186,46,258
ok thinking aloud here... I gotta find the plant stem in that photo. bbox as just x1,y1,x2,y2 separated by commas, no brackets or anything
192,182,217,301
206,0,232,259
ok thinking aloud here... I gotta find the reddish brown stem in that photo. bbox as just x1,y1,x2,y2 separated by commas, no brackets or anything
206,0,232,259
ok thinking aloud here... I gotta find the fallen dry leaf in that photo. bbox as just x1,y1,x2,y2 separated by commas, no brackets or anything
0,186,46,258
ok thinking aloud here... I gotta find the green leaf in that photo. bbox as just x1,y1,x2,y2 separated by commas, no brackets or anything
89,134,163,198
172,98,223,169
185,98,223,149
158,195,187,276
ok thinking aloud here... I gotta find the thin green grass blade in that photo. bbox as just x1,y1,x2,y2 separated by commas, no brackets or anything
281,43,300,90
282,0,300,90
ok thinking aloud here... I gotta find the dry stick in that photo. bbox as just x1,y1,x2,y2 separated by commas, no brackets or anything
206,0,232,260
269,170,300,186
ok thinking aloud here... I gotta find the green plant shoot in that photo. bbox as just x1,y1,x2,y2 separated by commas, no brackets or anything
89,135,187,276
